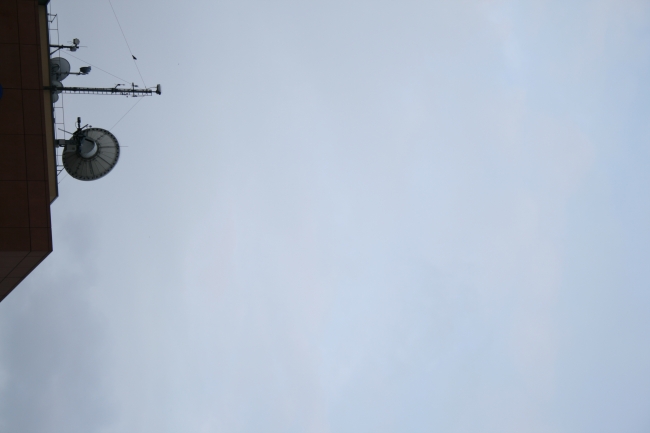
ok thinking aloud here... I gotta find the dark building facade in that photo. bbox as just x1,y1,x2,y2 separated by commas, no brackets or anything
0,0,57,301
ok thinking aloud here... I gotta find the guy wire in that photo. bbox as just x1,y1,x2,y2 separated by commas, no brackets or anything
108,0,147,88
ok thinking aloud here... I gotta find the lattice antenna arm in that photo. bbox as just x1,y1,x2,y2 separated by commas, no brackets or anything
45,83,162,97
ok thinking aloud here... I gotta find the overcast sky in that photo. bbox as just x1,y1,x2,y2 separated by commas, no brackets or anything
2,0,650,432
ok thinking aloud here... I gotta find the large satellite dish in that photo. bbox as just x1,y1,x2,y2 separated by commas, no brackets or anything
50,57,71,81
62,128,120,181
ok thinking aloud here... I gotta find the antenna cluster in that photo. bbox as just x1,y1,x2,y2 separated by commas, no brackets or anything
47,33,161,182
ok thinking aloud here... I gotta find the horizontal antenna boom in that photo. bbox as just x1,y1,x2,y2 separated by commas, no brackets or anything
45,84,161,96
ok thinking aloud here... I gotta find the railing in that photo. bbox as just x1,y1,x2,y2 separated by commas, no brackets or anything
47,9,66,178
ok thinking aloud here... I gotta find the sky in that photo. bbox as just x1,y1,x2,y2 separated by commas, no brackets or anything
2,0,650,432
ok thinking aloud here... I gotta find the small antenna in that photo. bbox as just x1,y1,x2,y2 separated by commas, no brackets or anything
68,66,91,76
49,38,80,55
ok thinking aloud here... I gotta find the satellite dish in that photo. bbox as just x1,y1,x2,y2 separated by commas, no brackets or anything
50,57,71,81
62,128,120,181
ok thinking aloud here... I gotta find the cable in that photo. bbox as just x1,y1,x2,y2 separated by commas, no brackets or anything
63,52,130,84
108,0,147,88
57,170,68,184
110,96,144,131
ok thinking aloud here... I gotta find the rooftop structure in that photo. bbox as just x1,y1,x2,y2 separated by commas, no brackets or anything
1,0,161,302
0,0,56,301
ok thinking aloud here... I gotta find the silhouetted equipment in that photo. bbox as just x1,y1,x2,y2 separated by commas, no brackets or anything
57,118,120,181
46,28,160,182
